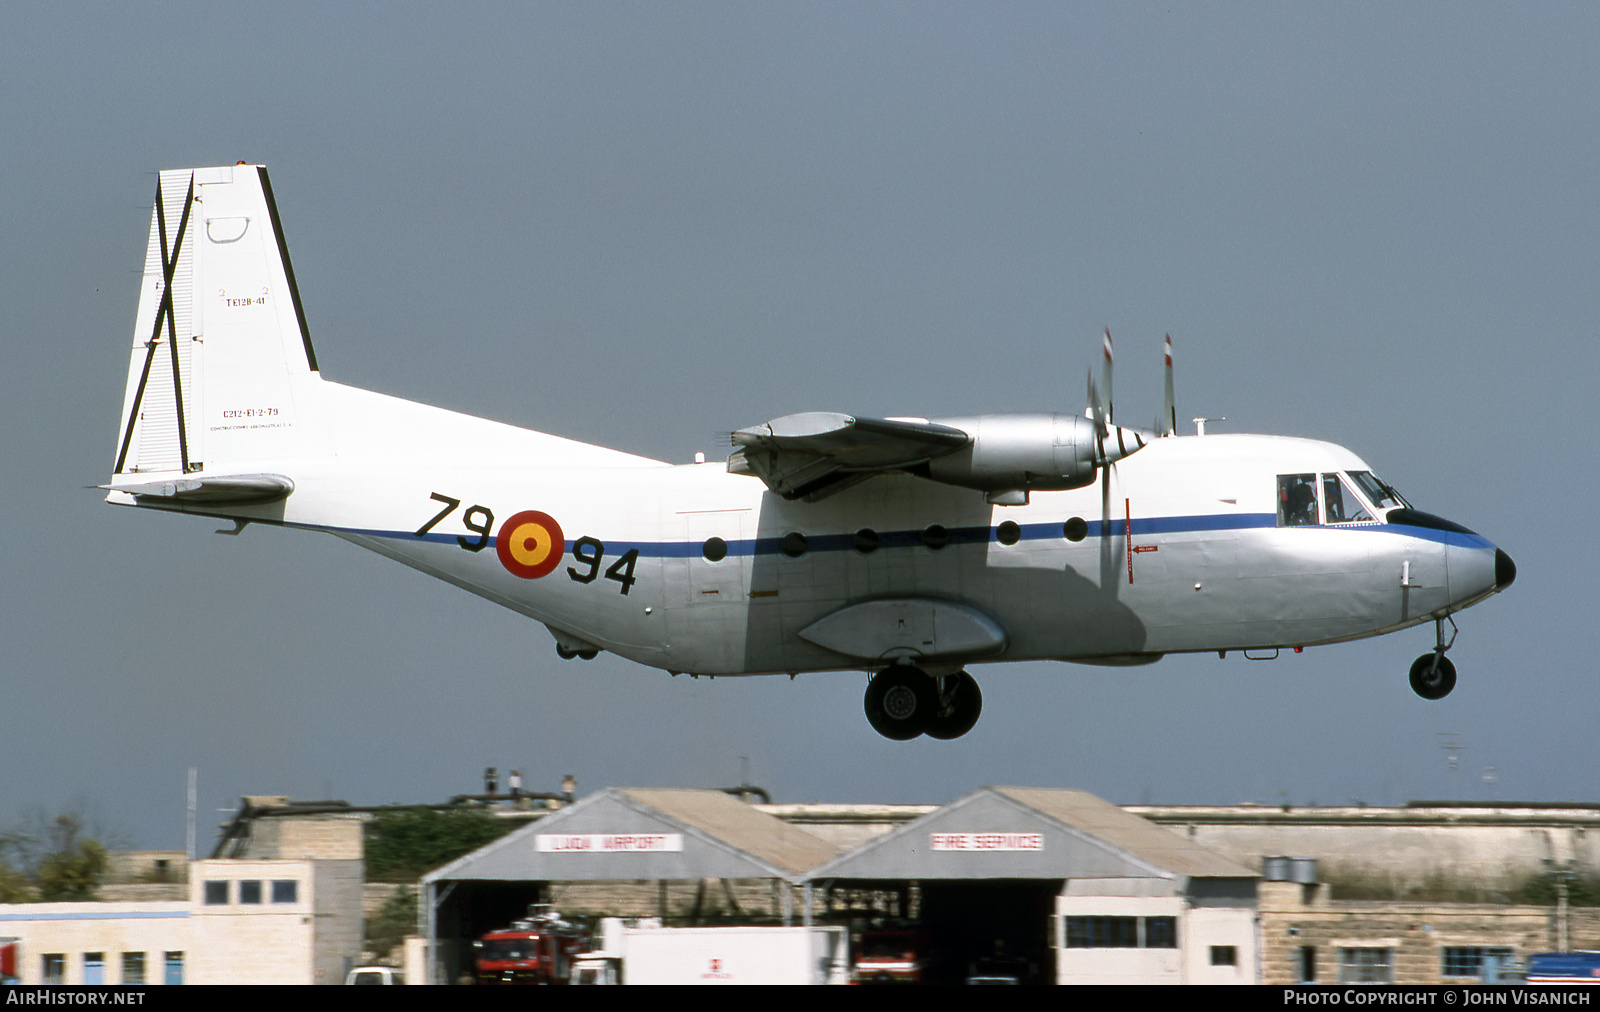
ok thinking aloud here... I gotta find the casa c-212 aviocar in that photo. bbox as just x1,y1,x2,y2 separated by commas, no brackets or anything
104,165,1516,740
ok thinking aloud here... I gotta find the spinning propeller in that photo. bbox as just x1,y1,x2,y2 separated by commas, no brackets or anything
1083,330,1180,587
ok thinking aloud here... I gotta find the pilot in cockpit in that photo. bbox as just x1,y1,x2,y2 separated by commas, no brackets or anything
1278,474,1318,527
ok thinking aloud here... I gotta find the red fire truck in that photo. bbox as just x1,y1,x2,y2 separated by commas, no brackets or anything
473,908,591,984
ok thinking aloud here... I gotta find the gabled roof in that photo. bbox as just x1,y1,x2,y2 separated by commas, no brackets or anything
992,788,1255,879
422,788,839,884
804,786,1256,883
614,789,841,876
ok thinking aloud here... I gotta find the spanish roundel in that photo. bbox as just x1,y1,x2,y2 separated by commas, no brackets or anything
496,510,565,579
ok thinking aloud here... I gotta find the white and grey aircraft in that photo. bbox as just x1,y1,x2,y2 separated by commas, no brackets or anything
105,166,1516,740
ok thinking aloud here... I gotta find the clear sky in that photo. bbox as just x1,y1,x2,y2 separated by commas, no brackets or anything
2,3,1595,850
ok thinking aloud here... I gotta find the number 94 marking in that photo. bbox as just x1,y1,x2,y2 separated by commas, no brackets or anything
568,536,638,595
414,493,636,595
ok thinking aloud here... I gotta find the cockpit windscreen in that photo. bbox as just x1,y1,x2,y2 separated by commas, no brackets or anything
1347,471,1409,510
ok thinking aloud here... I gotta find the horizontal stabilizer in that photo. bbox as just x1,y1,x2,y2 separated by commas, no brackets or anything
103,473,294,505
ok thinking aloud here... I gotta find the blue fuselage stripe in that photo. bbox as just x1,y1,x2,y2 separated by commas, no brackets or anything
337,513,1491,556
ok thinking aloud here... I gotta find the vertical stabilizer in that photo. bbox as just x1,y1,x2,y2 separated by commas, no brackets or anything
112,165,321,482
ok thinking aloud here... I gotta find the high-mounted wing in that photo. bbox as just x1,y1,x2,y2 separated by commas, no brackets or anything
729,409,1154,503
729,412,970,501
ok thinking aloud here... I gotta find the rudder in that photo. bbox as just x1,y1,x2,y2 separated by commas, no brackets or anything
111,165,321,483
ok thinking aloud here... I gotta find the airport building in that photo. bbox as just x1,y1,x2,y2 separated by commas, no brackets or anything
797,787,1259,984
0,798,364,985
0,858,361,985
2,787,1596,984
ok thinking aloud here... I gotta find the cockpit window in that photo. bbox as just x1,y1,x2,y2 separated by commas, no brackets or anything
1277,474,1317,527
1323,473,1374,524
1347,471,1409,510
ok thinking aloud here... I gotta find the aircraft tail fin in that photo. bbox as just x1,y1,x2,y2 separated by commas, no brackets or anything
111,165,321,484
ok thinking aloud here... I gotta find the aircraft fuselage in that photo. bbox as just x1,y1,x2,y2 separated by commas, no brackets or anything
105,165,1514,740
141,384,1503,679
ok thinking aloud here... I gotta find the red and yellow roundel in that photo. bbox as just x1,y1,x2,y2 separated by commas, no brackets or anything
496,510,565,579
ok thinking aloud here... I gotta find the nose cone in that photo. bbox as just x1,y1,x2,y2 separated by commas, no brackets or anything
1495,548,1516,591
1387,510,1514,604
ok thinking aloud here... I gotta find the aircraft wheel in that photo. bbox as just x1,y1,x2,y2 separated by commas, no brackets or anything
1409,653,1457,700
556,644,578,660
925,671,983,740
864,667,936,740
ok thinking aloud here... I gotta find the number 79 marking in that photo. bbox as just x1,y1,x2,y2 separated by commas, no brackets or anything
413,492,494,552
414,493,460,536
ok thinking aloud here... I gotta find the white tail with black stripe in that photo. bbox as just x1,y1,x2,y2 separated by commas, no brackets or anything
108,164,319,503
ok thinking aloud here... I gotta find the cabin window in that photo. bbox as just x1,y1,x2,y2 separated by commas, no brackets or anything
1277,474,1317,526
922,524,949,550
701,537,727,562
1322,473,1374,524
996,521,1021,546
780,532,808,558
1063,516,1088,542
853,529,879,554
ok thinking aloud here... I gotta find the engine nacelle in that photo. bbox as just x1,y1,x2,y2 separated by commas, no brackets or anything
925,413,1147,493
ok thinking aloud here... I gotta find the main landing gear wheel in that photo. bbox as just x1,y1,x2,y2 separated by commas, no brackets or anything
924,671,983,740
1409,653,1457,700
864,667,937,740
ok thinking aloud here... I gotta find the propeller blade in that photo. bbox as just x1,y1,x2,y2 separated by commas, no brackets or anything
1086,371,1107,467
1102,328,1115,427
1086,339,1149,470
1162,333,1176,437
1086,372,1105,433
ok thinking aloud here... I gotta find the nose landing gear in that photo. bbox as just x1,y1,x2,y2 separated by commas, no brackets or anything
864,666,984,740
1408,616,1458,700
1408,652,1456,700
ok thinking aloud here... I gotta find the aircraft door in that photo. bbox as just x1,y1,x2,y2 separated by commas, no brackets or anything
678,509,750,605
665,509,752,673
